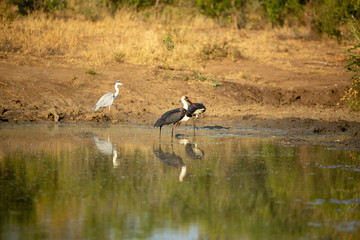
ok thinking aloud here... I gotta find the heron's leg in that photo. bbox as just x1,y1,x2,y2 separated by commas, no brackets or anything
109,106,113,120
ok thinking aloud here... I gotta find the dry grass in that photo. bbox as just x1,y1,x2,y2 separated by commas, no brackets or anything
0,7,348,74
225,71,262,84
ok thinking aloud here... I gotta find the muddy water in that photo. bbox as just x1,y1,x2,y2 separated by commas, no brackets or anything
0,124,359,240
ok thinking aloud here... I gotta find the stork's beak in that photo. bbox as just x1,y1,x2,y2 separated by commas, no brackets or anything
192,103,196,107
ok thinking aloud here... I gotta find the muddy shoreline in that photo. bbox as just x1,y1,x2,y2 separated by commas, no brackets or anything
1,115,359,150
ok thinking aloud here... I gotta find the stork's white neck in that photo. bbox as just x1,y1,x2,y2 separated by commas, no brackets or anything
179,166,186,182
181,98,189,110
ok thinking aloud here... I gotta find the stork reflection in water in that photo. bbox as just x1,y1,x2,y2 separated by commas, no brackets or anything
93,136,119,167
153,144,187,182
176,136,205,160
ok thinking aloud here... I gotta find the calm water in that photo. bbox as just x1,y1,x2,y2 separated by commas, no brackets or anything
0,124,359,240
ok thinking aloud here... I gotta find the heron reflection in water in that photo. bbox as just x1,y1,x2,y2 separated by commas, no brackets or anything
93,136,119,167
153,144,187,182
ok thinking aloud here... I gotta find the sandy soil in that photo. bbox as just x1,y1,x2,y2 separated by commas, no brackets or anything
1,39,360,147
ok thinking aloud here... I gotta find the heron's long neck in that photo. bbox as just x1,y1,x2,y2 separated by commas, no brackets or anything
181,98,189,110
112,149,118,161
112,150,119,167
114,84,120,97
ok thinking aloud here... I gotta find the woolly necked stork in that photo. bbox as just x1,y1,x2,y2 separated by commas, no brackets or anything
154,96,195,141
187,102,206,134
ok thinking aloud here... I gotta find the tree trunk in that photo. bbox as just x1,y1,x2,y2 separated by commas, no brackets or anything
154,0,161,17
231,0,239,29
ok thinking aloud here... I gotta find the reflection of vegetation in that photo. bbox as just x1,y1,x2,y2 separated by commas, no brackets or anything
0,136,359,239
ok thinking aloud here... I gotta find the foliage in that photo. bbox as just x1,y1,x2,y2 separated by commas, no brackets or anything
192,70,221,87
200,40,243,61
86,67,97,75
194,0,247,27
262,0,303,26
261,0,360,40
342,18,360,111
114,52,126,63
2,0,360,39
307,0,360,40
107,0,174,10
162,33,174,51
5,0,68,15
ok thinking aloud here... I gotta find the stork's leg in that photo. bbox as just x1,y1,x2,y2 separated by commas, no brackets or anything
193,118,196,136
159,126,162,142
171,124,175,143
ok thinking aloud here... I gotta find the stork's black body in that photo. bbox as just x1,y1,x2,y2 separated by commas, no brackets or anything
154,96,195,142
154,108,186,128
187,103,206,133
154,108,191,141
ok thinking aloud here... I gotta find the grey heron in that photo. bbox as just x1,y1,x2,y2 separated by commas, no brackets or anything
154,96,196,142
92,81,123,120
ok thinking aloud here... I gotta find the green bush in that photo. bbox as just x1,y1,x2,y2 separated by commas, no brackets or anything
6,0,67,15
2,0,360,39
342,17,360,111
162,33,175,51
262,0,303,26
308,0,359,40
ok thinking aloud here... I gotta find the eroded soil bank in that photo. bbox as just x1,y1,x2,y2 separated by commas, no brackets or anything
1,61,359,148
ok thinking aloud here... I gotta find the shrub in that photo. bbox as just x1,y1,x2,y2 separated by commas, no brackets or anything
341,17,360,111
342,46,360,111
199,40,243,61
114,52,126,62
6,0,67,15
192,70,221,87
86,67,97,75
162,33,175,51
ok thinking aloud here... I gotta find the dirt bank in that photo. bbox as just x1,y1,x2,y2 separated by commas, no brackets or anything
0,59,359,144
1,33,360,150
